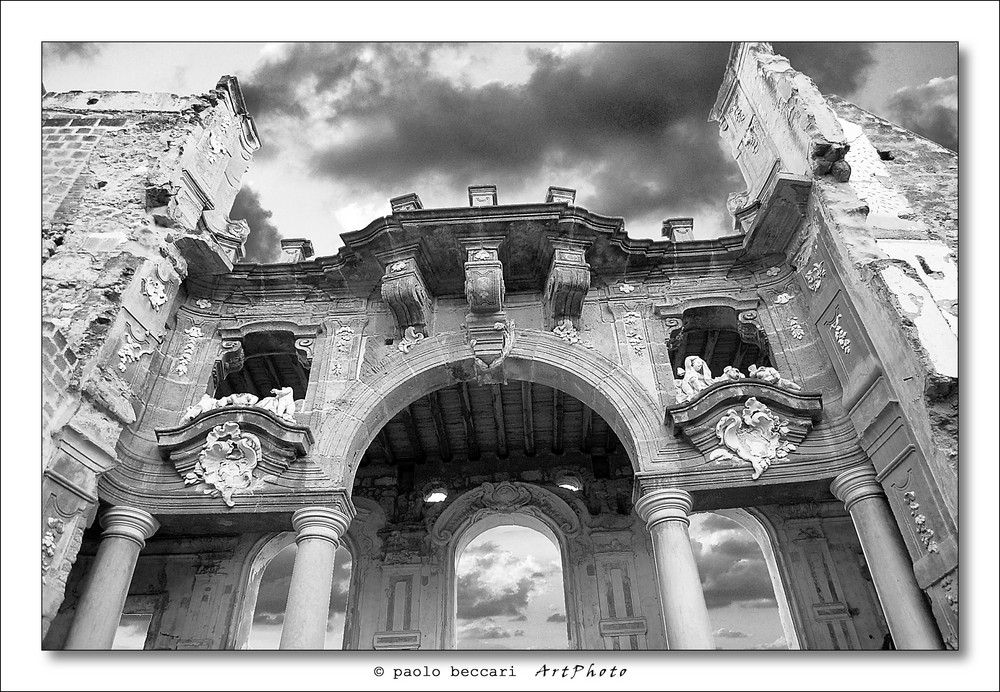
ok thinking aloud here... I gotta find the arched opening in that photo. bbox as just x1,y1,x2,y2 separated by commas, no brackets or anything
214,329,310,401
240,536,353,650
668,305,772,375
689,510,799,650
454,521,570,650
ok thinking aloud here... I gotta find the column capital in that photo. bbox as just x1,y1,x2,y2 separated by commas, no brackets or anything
291,504,353,546
634,488,695,529
99,506,159,548
830,465,885,511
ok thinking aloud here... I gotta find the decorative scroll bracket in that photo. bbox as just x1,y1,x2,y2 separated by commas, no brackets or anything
543,238,591,329
378,248,432,340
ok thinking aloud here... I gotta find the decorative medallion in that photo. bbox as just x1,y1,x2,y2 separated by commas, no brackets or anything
472,249,492,261
388,261,407,273
765,266,781,277
184,421,262,507
774,292,793,305
195,299,212,309
709,397,796,480
618,283,636,294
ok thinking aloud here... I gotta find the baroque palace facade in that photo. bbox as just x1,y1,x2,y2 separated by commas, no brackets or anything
41,43,957,650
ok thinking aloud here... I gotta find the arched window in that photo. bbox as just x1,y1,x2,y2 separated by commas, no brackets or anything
454,521,570,650
689,510,799,650
239,535,353,649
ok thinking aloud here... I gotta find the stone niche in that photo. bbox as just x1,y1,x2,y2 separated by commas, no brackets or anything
155,407,313,509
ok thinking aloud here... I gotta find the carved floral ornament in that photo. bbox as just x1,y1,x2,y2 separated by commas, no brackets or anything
41,517,66,584
622,311,646,354
335,325,355,353
142,277,168,311
398,325,425,353
788,317,805,340
902,491,939,554
552,319,593,348
118,327,155,372
805,261,827,292
388,261,408,273
709,397,796,480
184,421,262,507
826,313,852,354
176,325,204,376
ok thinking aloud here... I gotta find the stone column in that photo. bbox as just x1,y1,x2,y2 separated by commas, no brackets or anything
64,506,159,650
634,488,715,649
279,506,352,649
831,466,943,649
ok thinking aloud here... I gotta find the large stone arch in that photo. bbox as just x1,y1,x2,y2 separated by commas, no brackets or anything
428,481,583,649
318,329,667,486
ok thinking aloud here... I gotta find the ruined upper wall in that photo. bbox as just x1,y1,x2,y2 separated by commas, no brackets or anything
826,95,957,254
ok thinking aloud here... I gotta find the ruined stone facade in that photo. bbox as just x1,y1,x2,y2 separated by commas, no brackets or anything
41,44,957,650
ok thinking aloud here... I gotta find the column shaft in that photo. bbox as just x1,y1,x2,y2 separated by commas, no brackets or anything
279,506,352,649
832,467,943,649
635,488,715,649
64,507,159,650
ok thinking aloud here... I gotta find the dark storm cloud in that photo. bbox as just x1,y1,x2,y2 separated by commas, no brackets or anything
43,42,103,62
252,544,352,622
239,42,878,229
773,43,876,96
692,534,777,610
230,186,283,263
887,76,958,151
546,613,567,623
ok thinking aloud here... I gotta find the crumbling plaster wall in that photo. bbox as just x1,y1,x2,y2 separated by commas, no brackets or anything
41,79,258,638
713,43,958,644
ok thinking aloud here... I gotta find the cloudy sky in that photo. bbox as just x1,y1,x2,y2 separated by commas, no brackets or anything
42,41,957,263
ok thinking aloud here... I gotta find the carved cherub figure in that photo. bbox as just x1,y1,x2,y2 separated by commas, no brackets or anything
255,386,296,422
676,355,715,402
716,365,746,382
180,393,221,424
224,392,259,407
748,364,802,391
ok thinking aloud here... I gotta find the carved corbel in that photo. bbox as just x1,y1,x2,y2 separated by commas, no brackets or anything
379,253,432,338
737,309,768,350
463,242,505,315
294,337,315,369
543,239,591,329
213,339,244,388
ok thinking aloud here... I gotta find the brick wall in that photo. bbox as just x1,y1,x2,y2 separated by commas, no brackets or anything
42,321,79,461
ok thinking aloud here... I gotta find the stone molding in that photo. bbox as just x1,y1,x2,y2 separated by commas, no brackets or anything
830,465,885,512
100,506,160,549
291,503,354,546
429,481,581,546
633,486,694,529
